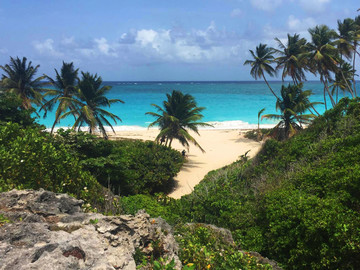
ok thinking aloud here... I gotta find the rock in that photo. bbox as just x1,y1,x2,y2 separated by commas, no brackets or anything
0,189,181,270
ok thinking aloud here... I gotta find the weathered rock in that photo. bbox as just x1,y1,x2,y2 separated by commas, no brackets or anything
0,189,181,270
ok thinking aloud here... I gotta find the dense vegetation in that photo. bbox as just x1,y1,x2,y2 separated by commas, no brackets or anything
0,92,183,210
54,129,183,195
120,98,360,269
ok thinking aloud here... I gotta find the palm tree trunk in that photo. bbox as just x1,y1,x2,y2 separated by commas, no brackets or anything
324,80,336,108
340,70,355,98
262,74,280,100
168,138,173,148
353,43,358,97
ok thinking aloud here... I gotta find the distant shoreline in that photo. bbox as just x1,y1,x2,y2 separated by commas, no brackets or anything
48,121,276,133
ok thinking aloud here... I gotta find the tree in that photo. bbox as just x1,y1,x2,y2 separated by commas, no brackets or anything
305,25,340,109
0,57,49,110
0,92,38,127
257,108,266,141
262,84,318,140
59,72,124,139
330,62,355,102
274,33,308,84
244,43,279,99
352,15,360,97
41,62,79,134
146,90,211,152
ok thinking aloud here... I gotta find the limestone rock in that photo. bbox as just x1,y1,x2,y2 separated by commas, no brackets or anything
0,189,181,270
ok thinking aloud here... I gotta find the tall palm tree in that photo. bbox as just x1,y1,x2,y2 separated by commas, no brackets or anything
352,15,360,97
274,33,308,84
335,18,356,99
336,18,356,61
262,84,319,140
59,72,124,139
257,107,265,141
41,62,79,134
330,62,355,101
305,25,340,109
146,90,211,152
244,43,279,99
0,57,49,110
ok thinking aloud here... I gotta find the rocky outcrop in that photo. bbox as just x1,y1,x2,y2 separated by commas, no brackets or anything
0,189,181,270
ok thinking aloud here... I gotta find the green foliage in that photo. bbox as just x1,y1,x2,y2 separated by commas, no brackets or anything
146,90,211,152
176,224,273,270
0,56,50,110
119,194,181,224
58,72,124,139
0,92,40,128
244,129,271,141
0,122,103,206
55,129,184,195
142,98,360,269
0,214,11,226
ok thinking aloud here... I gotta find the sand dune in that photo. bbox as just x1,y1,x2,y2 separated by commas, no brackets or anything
110,129,262,198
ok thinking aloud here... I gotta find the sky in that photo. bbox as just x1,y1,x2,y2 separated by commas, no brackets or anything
0,0,359,81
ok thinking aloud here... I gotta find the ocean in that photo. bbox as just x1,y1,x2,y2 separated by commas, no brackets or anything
38,81,350,130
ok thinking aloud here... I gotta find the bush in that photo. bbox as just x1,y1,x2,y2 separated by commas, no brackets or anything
0,92,40,128
55,129,184,195
0,122,104,207
147,98,360,269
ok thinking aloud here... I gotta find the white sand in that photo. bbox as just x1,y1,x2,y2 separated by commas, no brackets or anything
109,129,262,199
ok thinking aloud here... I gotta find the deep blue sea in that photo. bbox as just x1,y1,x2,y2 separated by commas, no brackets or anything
38,81,352,130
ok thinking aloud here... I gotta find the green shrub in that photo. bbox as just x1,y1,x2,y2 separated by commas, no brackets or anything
55,129,184,195
0,122,103,207
158,98,360,269
176,224,273,270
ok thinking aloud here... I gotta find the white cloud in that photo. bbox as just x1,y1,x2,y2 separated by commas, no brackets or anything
33,39,63,57
287,15,316,32
61,36,75,46
30,23,248,65
94,37,118,57
231,8,243,18
298,0,331,13
132,23,242,63
0,48,8,54
250,0,282,11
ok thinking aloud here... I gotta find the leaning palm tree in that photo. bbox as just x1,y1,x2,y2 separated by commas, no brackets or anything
352,15,360,96
41,62,79,134
262,84,319,140
244,43,279,99
330,62,355,102
59,72,124,139
0,57,50,110
274,33,308,84
257,107,266,141
304,25,340,109
146,90,211,152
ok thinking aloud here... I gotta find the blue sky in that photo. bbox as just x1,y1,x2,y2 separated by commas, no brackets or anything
0,0,359,81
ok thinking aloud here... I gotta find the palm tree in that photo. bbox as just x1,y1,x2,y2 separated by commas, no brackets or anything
305,25,340,109
146,90,211,152
274,33,308,84
0,57,49,110
244,43,279,99
41,62,79,134
335,18,356,99
257,107,265,141
330,62,355,101
336,18,356,61
262,84,319,140
352,15,360,96
59,72,124,139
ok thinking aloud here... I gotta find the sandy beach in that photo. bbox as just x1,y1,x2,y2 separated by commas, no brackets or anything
109,129,262,199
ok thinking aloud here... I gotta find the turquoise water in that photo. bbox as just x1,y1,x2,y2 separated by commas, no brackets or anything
38,81,349,129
